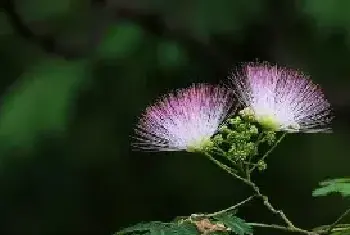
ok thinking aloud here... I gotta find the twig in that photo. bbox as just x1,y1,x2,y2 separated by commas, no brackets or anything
248,223,319,235
325,208,350,234
181,153,322,235
206,154,295,228
190,195,255,219
250,132,287,173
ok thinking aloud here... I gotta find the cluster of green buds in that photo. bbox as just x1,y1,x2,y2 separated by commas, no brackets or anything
205,107,279,173
212,116,259,162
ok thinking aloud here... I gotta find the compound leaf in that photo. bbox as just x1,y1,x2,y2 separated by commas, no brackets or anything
213,212,253,235
115,221,198,235
116,221,164,235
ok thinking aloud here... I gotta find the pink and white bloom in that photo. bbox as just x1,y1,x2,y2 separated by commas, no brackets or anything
133,84,234,151
229,62,333,132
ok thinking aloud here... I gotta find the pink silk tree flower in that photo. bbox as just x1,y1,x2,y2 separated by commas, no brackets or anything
132,84,235,151
229,62,333,132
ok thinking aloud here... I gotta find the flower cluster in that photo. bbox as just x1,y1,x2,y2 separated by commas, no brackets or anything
132,62,333,162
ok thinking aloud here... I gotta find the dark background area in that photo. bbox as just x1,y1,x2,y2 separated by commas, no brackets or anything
0,0,349,234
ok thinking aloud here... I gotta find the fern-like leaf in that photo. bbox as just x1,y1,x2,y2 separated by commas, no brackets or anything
313,178,350,197
116,221,165,235
114,212,252,235
167,222,199,235
115,220,198,235
213,213,253,235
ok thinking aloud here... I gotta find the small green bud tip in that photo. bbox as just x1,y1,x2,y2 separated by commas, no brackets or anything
186,138,213,153
229,116,241,125
249,125,259,135
238,123,247,131
227,133,236,140
239,154,247,161
213,134,223,143
218,125,229,133
257,160,267,171
246,142,254,149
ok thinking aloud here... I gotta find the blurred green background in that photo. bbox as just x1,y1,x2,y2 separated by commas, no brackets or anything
0,0,349,234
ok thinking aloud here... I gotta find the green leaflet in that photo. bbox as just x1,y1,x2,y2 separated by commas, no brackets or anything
114,212,252,235
116,221,164,234
213,213,253,235
115,221,197,235
313,178,350,197
167,223,198,235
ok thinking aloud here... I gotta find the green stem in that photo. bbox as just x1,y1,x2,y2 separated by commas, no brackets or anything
325,208,350,234
250,132,287,173
245,164,251,181
206,154,302,230
189,195,255,219
248,223,319,235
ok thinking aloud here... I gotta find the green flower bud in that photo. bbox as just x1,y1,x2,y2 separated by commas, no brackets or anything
212,134,224,144
218,124,229,134
245,142,255,152
257,160,267,171
249,125,259,135
228,143,237,152
240,155,246,161
227,132,237,141
241,131,252,140
235,134,246,142
237,123,247,131
229,116,241,126
264,130,276,145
